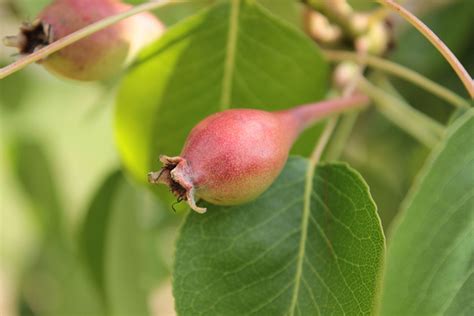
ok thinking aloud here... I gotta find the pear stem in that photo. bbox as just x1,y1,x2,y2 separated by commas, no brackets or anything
286,94,369,132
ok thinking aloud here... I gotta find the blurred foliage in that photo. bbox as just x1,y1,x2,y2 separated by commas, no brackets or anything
8,0,50,17
7,138,63,237
0,2,212,312
0,66,33,112
1,130,180,315
79,170,176,315
18,242,105,316
79,171,179,315
381,110,474,316
341,108,429,228
391,0,474,121
338,0,474,230
347,0,377,10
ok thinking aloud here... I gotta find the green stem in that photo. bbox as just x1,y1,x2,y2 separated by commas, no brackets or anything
321,58,367,161
323,112,359,161
323,49,470,109
310,117,338,164
357,77,444,147
377,0,474,98
0,0,180,80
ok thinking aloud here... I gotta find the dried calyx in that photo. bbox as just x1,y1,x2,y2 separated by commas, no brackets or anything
148,156,205,213
3,20,53,56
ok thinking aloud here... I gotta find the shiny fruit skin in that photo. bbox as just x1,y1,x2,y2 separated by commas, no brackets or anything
180,109,297,207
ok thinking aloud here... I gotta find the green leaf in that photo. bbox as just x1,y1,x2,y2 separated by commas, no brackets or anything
8,137,63,237
0,64,33,111
115,0,328,185
80,171,164,316
80,171,122,303
381,110,474,315
256,0,302,27
173,157,384,315
19,243,105,316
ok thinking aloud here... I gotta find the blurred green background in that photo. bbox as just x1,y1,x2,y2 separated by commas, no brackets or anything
0,0,472,315
0,1,210,315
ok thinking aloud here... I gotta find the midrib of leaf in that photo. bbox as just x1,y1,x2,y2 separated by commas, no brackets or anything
288,120,336,315
288,160,316,316
219,0,240,110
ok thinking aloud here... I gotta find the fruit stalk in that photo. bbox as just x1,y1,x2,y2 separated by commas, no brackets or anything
278,94,369,137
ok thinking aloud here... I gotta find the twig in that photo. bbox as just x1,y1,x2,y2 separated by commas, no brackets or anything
323,49,470,108
377,0,474,98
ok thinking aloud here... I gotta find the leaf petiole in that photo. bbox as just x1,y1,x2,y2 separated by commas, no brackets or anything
357,76,444,147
